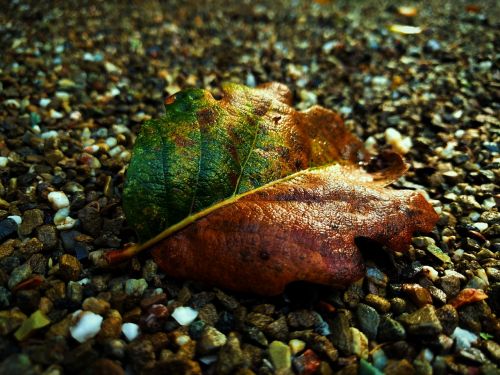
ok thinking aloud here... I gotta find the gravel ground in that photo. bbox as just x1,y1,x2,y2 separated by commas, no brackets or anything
0,0,499,374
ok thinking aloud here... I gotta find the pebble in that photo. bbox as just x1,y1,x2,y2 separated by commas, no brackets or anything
14,310,51,341
356,303,380,339
19,209,44,236
47,191,70,210
58,254,81,281
82,297,110,315
198,326,227,354
293,349,321,374
269,340,291,372
121,322,140,341
124,278,148,297
452,327,478,350
350,327,369,359
8,263,32,290
70,310,103,343
171,306,198,326
377,316,406,342
364,294,391,313
402,283,433,307
385,128,413,154
399,305,443,336
0,157,8,167
289,339,306,355
0,218,19,242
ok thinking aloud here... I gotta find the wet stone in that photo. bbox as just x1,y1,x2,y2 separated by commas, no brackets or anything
36,225,58,250
377,316,406,342
8,263,32,289
435,304,459,336
265,316,289,342
365,294,391,313
20,238,43,256
58,254,81,281
439,275,461,297
399,305,443,336
198,325,227,354
356,303,380,340
19,209,44,237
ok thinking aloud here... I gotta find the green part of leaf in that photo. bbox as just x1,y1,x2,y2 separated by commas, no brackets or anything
123,82,363,242
480,332,493,340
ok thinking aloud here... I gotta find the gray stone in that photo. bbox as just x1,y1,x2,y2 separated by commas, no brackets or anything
399,305,443,336
356,303,380,340
198,326,227,354
19,209,44,236
330,310,352,354
377,316,406,342
8,263,32,289
36,224,58,250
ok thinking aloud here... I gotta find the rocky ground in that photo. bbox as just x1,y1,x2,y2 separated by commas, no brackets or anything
0,0,499,374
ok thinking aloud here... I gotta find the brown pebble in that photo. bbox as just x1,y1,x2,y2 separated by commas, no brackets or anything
402,283,433,307
364,294,391,313
58,254,81,281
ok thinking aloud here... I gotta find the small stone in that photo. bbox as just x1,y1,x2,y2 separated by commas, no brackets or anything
0,239,17,259
428,286,447,305
0,218,19,242
0,309,27,335
435,304,458,335
121,322,140,341
452,327,478,350
449,288,488,308
293,349,321,374
36,225,58,250
377,316,406,342
484,340,500,362
269,340,291,372
82,297,110,315
215,332,244,375
265,316,289,342
439,274,461,297
289,339,306,355
365,294,391,313
198,326,227,354
8,263,32,289
14,310,50,341
359,359,384,374
88,358,125,375
330,310,352,354
356,303,380,339
402,284,432,307
350,327,369,359
47,191,70,210
399,305,443,336
385,128,412,154
384,359,415,374
19,209,44,236
171,306,198,326
20,238,43,256
287,310,321,329
425,244,451,264
124,278,148,297
0,157,8,167
58,254,81,281
70,310,103,343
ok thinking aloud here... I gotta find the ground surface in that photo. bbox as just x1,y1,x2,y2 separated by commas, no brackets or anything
0,0,499,374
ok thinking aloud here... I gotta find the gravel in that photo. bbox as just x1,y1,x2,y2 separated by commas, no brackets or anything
0,0,499,374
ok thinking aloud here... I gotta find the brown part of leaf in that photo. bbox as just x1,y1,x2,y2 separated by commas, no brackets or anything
152,164,438,296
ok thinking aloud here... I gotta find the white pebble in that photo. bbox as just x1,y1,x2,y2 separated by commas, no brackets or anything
54,207,69,224
121,322,140,341
41,130,58,139
105,137,117,148
421,266,439,282
70,310,103,343
0,157,8,167
70,111,82,121
385,128,412,154
55,216,76,230
108,145,124,158
473,222,488,232
452,327,478,350
171,306,198,326
7,215,22,225
39,98,51,107
48,191,70,209
50,109,64,119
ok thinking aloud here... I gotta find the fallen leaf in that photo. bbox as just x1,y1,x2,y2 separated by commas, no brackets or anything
109,82,438,295
449,288,488,309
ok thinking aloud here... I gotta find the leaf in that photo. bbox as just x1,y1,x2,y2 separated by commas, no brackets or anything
115,82,438,295
123,82,369,241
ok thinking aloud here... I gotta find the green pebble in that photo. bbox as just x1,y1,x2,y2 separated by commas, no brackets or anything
14,310,51,341
125,278,148,297
269,340,291,371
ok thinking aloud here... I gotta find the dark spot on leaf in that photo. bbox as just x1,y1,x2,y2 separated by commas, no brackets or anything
197,108,216,128
259,250,270,260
